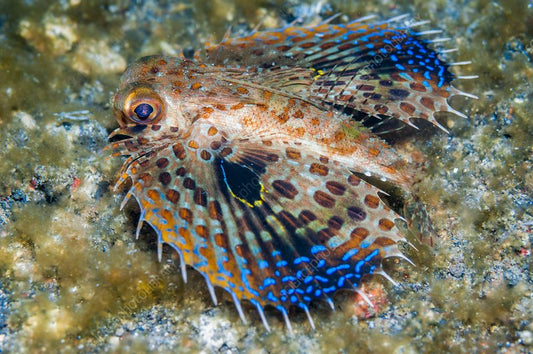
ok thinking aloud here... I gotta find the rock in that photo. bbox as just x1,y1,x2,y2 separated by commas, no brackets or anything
18,14,78,55
71,39,127,76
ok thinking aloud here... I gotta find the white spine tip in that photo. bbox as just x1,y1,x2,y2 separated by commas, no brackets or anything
449,61,472,66
303,306,316,330
429,37,451,43
157,242,163,263
448,108,468,119
407,20,430,28
415,30,443,36
326,298,335,311
457,75,479,80
205,276,218,306
355,289,374,309
281,310,294,334
232,293,247,325
255,303,271,332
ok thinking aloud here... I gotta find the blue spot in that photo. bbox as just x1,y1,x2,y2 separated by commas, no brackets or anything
338,276,346,287
280,289,287,295
342,248,359,261
303,296,311,302
282,275,296,283
296,270,303,279
281,295,287,302
364,249,379,262
390,54,398,62
290,296,298,303
263,278,276,287
258,260,269,269
314,289,322,297
306,285,313,293
323,286,336,293
275,270,280,277
288,288,295,295
304,276,313,284
272,250,281,257
422,80,431,88
276,260,288,267
296,288,304,295
355,260,365,273
413,68,419,73
315,275,329,283
337,264,350,271
311,245,327,254
317,259,326,268
267,292,278,302
395,64,406,71
294,256,310,265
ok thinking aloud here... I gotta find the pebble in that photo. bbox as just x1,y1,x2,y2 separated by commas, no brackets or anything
519,330,533,346
71,39,127,76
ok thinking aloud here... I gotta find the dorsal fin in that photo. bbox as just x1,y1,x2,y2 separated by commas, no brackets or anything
204,17,474,132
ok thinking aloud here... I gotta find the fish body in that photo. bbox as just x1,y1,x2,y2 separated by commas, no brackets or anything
107,16,472,330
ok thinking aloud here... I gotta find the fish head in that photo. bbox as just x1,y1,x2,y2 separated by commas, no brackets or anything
112,55,195,131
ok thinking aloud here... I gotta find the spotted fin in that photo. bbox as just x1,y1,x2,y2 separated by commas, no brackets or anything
107,124,409,330
205,16,473,131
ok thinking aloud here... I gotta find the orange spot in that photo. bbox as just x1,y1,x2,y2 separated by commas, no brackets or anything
293,110,304,119
293,127,305,137
188,140,199,149
201,106,214,119
364,195,380,209
195,225,209,238
179,208,193,224
334,131,346,141
147,189,161,201
214,233,226,247
231,102,245,110
368,148,380,157
207,126,218,136
263,91,272,100
236,86,249,94
276,112,289,124
191,82,202,90
378,218,395,231
161,209,174,224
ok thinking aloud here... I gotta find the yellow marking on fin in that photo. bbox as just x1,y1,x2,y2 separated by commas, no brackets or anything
310,67,325,81
229,182,266,208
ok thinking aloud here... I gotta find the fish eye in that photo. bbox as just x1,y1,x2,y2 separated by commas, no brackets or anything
124,87,164,124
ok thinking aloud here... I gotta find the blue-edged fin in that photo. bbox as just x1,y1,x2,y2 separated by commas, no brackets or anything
205,16,475,131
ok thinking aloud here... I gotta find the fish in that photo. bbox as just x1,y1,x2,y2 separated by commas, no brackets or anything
105,14,476,332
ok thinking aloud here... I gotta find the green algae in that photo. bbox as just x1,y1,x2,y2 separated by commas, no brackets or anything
0,0,531,352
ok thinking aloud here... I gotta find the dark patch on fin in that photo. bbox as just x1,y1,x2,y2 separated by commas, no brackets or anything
216,158,263,207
